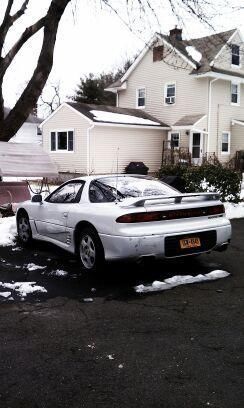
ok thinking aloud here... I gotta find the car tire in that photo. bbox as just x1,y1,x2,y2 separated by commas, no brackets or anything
17,212,33,246
78,227,104,272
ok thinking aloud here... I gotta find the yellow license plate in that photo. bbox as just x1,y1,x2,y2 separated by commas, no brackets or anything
180,237,201,249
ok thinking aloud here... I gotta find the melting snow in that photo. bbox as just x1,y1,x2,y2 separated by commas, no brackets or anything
0,281,47,297
0,291,11,298
135,270,230,293
186,46,202,63
26,263,46,271
49,269,68,277
0,216,17,246
224,202,244,219
90,110,160,126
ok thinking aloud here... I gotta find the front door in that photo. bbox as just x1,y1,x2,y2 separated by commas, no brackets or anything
191,133,203,165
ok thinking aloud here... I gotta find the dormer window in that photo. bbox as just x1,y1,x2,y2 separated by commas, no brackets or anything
136,88,146,108
165,83,176,105
231,44,240,66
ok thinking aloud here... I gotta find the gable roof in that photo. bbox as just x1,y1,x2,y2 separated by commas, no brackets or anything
107,28,240,89
65,102,170,128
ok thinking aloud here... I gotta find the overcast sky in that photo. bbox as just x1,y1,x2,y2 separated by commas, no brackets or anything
1,0,244,116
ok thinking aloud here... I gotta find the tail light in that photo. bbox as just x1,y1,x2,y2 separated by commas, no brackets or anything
116,205,225,223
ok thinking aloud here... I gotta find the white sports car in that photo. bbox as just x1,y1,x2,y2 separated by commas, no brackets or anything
16,175,231,271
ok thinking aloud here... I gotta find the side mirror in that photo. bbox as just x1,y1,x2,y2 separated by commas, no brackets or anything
32,194,42,203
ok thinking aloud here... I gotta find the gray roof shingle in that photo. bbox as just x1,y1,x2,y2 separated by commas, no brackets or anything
173,114,206,127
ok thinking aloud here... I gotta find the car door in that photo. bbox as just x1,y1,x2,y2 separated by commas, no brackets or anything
34,181,85,243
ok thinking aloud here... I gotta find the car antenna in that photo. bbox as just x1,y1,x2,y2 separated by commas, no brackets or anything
115,147,120,204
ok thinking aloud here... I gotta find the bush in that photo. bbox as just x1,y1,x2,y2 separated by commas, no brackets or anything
157,163,242,203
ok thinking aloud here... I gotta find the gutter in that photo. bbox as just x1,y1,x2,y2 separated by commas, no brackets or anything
86,123,95,176
207,78,218,157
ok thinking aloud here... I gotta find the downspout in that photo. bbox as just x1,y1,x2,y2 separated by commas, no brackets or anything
116,91,119,107
207,78,218,157
86,123,95,176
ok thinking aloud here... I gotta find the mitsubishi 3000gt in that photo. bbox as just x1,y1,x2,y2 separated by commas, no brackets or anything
16,175,231,271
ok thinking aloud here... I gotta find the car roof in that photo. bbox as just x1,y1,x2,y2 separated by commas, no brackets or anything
68,174,154,183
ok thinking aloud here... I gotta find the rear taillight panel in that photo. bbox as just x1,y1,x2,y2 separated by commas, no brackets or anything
116,205,225,223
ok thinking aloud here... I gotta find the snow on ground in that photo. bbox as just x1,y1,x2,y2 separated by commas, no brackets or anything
26,263,46,272
135,270,230,293
224,202,244,219
0,281,47,297
0,217,17,246
49,269,68,277
0,291,11,298
90,110,160,126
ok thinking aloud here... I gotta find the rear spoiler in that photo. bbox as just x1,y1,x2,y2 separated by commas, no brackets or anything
120,193,220,208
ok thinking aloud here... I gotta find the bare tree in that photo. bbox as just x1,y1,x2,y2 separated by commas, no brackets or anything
0,0,71,142
39,82,62,118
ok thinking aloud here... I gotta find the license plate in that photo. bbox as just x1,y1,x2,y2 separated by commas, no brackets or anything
180,237,201,249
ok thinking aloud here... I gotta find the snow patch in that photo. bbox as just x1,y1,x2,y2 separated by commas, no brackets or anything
135,270,230,293
0,217,17,246
186,46,202,63
0,281,47,297
224,202,244,219
26,263,46,271
0,291,11,298
49,269,68,277
90,110,160,126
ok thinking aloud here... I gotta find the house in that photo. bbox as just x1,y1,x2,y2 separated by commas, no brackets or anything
41,102,169,175
106,27,244,165
5,108,43,144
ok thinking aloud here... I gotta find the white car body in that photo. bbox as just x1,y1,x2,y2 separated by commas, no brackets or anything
16,175,231,262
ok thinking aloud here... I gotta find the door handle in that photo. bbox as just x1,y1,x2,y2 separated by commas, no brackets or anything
63,212,68,218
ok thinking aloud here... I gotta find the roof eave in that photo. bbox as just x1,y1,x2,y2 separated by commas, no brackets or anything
192,70,244,83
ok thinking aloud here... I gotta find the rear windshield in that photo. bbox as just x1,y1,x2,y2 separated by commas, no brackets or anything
96,176,176,198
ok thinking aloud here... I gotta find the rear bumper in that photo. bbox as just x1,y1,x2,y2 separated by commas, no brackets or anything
99,223,232,261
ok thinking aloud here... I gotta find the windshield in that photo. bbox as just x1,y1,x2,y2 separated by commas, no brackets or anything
96,176,177,198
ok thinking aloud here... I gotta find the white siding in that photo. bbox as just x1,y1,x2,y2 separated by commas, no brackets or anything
89,126,166,174
210,79,244,162
231,124,244,154
42,105,89,173
118,45,208,126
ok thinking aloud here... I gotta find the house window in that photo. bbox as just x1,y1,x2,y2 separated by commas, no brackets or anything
221,132,230,154
137,88,145,108
231,44,240,66
231,83,240,105
168,132,180,148
165,83,176,105
50,130,74,152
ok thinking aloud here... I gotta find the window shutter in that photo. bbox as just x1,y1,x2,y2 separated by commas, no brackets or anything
51,132,56,151
68,131,74,151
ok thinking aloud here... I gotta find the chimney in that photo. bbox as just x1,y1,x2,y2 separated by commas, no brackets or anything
169,26,182,41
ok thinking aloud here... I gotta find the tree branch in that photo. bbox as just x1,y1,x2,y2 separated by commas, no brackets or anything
0,1,30,56
0,17,46,78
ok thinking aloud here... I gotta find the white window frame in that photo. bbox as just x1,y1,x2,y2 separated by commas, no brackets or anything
231,44,241,68
221,131,231,155
168,131,180,149
164,82,176,106
231,82,240,106
136,87,146,108
50,129,75,153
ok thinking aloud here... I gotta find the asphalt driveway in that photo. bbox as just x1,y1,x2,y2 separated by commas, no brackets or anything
0,219,243,408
